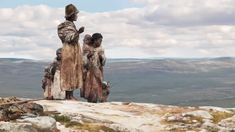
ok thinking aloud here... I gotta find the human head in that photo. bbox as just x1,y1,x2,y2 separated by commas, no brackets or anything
56,48,62,60
65,4,79,21
92,33,103,48
83,34,92,45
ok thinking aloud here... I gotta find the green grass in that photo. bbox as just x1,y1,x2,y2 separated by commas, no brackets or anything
53,115,117,132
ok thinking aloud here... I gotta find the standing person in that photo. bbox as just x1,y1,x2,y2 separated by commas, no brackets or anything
51,48,65,99
57,4,84,100
83,33,106,103
81,34,92,98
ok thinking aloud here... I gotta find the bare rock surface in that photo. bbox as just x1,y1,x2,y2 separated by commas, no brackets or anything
17,116,57,131
34,100,235,132
0,121,37,132
35,100,164,132
0,97,234,132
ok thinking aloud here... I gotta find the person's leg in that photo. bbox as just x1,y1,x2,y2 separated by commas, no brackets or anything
65,91,70,99
87,92,96,103
91,92,98,103
70,91,78,100
47,96,54,100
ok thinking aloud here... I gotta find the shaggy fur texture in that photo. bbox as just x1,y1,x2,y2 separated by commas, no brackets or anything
58,20,83,91
60,44,83,91
82,44,105,102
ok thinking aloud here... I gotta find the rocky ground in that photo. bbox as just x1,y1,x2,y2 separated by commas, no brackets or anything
0,97,234,132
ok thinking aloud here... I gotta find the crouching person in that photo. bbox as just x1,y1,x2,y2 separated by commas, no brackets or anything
42,48,65,100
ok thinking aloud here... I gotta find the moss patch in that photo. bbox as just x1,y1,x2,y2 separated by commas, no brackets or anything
53,115,117,132
53,115,71,123
211,112,234,123
69,122,117,132
65,121,82,127
158,106,196,116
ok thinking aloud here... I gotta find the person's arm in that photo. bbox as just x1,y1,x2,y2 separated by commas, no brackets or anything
64,25,84,43
64,25,79,43
50,62,57,77
99,48,106,66
58,22,84,43
82,45,92,69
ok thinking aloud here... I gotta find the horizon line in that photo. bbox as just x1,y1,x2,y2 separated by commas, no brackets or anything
0,56,234,61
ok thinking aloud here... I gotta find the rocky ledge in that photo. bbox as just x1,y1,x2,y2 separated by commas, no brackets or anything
0,97,234,132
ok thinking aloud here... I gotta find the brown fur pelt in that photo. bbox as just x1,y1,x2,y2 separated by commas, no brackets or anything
82,44,106,103
60,44,83,91
83,65,103,103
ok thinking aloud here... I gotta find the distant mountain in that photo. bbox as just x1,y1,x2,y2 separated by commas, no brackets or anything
0,58,30,61
1,57,235,73
0,57,235,107
0,58,43,64
1,57,234,61
211,57,234,61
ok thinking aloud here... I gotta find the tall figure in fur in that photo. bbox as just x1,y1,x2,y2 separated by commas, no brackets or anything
57,4,84,100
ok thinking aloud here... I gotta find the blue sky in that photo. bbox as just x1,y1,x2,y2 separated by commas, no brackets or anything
0,0,142,12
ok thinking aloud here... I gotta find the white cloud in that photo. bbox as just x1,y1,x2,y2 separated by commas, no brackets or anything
130,0,235,26
0,1,235,59
0,5,63,60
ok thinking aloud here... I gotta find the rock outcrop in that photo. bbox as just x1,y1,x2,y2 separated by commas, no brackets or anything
0,97,43,121
0,97,234,132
